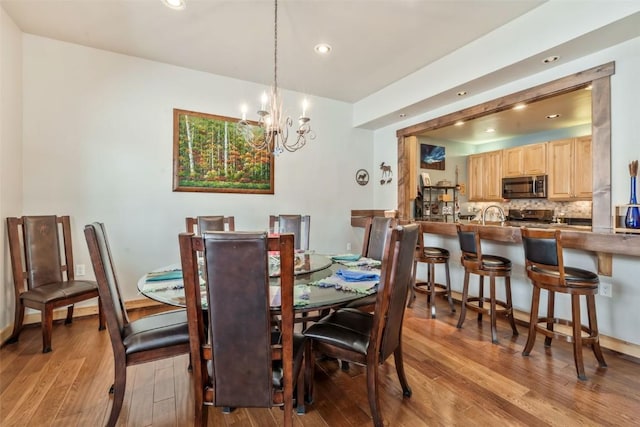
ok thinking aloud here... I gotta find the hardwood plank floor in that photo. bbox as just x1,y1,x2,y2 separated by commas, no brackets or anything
1,298,639,426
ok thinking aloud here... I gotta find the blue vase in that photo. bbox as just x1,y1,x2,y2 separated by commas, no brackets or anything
625,176,640,229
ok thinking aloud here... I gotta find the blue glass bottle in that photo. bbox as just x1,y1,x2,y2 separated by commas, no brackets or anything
625,176,640,229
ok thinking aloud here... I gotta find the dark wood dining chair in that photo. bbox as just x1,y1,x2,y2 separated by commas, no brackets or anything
269,214,310,251
185,215,235,233
520,227,607,380
303,223,419,427
456,223,518,343
84,222,190,427
345,215,396,311
5,215,104,353
179,231,306,427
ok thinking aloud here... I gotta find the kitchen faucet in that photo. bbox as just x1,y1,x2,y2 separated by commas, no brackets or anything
482,205,506,225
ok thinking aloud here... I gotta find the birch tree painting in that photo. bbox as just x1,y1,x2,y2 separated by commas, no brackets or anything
173,109,274,194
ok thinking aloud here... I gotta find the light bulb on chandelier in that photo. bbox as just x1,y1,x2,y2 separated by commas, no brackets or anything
237,0,315,155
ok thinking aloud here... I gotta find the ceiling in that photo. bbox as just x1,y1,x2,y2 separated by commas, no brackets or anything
420,87,593,144
1,0,545,103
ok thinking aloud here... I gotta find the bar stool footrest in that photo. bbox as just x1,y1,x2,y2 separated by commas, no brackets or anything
465,297,512,315
534,316,599,345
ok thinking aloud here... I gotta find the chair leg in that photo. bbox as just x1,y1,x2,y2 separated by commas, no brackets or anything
522,286,541,356
65,305,74,324
586,294,607,368
296,363,305,415
444,260,455,313
429,263,436,318
304,342,315,404
571,294,587,381
5,300,25,345
366,363,383,427
489,276,498,344
505,276,518,336
42,305,54,353
477,276,484,323
544,291,556,347
98,297,106,331
107,363,127,427
407,260,417,308
393,346,412,397
456,270,470,329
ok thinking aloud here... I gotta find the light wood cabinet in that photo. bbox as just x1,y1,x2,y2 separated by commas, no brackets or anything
468,150,502,201
502,142,547,177
547,136,592,200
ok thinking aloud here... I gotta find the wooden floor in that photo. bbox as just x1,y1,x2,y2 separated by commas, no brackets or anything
1,297,639,427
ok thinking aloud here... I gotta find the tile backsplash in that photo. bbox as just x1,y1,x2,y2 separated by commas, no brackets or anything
464,200,592,219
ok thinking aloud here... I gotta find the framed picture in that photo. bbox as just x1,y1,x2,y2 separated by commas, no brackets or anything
173,109,274,194
420,144,445,170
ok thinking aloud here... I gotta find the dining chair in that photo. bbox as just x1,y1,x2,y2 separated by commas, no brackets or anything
456,223,518,343
179,231,306,427
4,215,104,353
269,214,310,251
345,215,396,312
520,227,607,380
185,215,235,233
84,222,190,427
303,223,419,427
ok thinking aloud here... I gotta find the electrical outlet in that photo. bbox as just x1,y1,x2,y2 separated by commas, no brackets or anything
75,264,86,276
600,282,612,298
346,243,352,251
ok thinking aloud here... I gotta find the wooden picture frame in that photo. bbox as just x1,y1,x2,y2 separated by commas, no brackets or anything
172,109,274,194
420,144,445,170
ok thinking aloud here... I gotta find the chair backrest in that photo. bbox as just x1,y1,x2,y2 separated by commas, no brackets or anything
185,216,235,234
268,214,310,250
179,230,296,409
84,223,129,343
371,223,419,362
520,227,566,285
456,223,483,269
7,215,75,291
362,216,396,261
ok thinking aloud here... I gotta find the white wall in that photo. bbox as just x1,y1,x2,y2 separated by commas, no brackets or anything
17,35,373,313
0,8,23,331
372,36,640,345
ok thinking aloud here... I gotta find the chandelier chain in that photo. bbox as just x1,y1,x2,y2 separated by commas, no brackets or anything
236,0,315,155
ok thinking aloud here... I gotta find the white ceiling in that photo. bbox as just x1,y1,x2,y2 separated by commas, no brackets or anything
3,1,639,142
1,0,545,103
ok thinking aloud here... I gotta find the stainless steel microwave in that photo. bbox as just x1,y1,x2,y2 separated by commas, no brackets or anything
502,175,547,199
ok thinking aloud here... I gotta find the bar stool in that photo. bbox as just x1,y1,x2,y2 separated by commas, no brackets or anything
456,223,518,343
407,231,455,318
520,227,607,380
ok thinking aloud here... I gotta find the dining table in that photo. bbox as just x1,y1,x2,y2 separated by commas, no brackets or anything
137,252,382,316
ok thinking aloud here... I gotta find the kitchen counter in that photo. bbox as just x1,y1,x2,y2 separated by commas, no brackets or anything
416,220,640,268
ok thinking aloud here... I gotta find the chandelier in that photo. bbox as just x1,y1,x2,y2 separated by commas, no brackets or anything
237,0,315,155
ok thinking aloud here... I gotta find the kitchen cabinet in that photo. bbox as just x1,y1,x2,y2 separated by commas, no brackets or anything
468,150,502,201
547,136,592,200
502,142,547,177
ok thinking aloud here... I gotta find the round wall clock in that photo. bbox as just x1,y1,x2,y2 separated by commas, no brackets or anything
355,169,369,186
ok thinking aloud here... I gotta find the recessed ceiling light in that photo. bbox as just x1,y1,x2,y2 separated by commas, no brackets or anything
542,55,560,64
314,43,332,55
546,114,561,119
513,103,526,110
162,0,185,10
485,128,495,133
457,91,467,96
454,121,464,126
